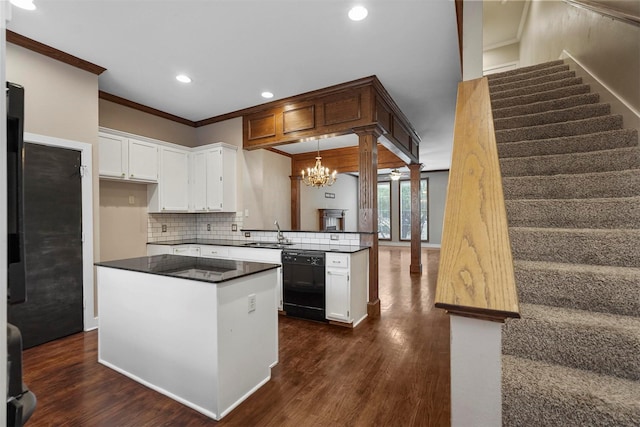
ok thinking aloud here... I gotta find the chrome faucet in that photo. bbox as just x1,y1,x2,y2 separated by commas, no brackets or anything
275,220,287,244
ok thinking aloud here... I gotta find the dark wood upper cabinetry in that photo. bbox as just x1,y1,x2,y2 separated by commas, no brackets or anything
242,76,420,165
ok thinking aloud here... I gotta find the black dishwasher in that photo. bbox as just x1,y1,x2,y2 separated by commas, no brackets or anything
282,250,326,322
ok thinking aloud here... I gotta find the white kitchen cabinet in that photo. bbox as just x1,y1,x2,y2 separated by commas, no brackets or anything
128,138,158,182
172,245,201,257
148,146,190,212
325,250,369,326
99,132,158,183
199,245,230,259
146,244,173,256
191,145,237,212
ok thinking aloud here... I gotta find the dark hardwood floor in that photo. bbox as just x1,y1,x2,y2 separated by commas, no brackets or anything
22,247,450,426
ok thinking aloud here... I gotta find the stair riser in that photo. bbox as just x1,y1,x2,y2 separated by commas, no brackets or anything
491,77,583,101
503,318,640,381
509,229,640,267
492,93,600,119
500,147,640,177
506,198,640,229
494,104,611,131
503,170,640,200
490,71,576,94
514,264,640,317
496,115,623,143
498,129,638,158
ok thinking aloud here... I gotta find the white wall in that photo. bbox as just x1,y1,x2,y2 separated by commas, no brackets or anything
483,43,520,70
519,0,640,115
300,173,358,231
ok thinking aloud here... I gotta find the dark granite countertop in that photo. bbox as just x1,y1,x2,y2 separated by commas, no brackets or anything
96,255,280,284
147,239,370,254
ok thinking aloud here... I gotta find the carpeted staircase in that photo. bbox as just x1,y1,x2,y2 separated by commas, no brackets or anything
487,60,640,426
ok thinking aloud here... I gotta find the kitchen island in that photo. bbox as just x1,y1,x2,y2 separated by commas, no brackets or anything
95,255,279,420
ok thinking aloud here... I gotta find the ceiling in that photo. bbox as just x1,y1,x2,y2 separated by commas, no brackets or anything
7,0,462,170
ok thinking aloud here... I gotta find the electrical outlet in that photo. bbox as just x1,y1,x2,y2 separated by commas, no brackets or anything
128,195,135,205
330,234,339,241
248,294,256,313
162,224,167,233
207,224,211,231
232,224,237,232
244,231,251,238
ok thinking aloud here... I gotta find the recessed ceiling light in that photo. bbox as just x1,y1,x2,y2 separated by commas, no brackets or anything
261,91,274,99
348,5,368,21
176,74,192,83
10,0,36,11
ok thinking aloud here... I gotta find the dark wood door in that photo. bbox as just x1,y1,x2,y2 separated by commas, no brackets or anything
8,142,84,349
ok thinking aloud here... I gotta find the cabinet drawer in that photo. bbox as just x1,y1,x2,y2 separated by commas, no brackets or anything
326,253,349,269
200,246,230,259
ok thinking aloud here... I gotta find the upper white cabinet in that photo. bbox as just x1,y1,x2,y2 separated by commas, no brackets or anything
99,132,158,183
148,146,190,212
191,145,237,213
99,129,237,214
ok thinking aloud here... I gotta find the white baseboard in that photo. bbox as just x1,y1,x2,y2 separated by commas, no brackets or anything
560,50,640,130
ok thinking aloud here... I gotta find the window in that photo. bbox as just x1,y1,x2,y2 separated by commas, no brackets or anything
377,182,391,240
399,178,428,241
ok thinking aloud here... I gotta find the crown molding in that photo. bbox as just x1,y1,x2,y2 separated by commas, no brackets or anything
6,30,106,75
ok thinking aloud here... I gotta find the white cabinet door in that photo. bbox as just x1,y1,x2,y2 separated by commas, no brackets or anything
128,139,158,182
206,148,223,211
147,244,173,256
173,246,201,256
191,151,208,212
99,134,127,179
158,147,189,211
326,269,350,322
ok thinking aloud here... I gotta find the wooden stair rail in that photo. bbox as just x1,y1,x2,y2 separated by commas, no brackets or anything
435,77,520,323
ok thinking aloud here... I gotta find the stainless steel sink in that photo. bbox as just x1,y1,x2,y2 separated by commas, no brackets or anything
242,241,294,249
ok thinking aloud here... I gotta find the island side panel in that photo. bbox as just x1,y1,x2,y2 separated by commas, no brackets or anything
97,267,220,418
352,249,369,327
216,269,278,417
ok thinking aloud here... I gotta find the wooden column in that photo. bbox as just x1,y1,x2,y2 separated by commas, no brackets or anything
409,163,423,274
354,125,382,318
290,175,301,230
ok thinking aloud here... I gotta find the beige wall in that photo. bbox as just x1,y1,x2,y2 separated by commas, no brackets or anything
99,181,148,261
196,118,292,229
483,43,520,69
6,43,100,261
520,0,640,114
99,99,197,147
300,173,358,231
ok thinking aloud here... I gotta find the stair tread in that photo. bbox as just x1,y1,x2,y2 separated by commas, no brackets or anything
491,77,584,100
492,93,600,119
514,259,640,276
503,355,640,426
516,302,640,332
499,146,639,176
494,103,611,131
487,60,565,81
495,114,623,143
490,70,576,94
498,128,638,158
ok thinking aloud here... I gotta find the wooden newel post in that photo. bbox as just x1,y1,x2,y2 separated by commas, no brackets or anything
409,163,423,274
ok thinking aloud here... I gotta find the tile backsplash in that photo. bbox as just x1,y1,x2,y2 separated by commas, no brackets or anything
148,213,362,246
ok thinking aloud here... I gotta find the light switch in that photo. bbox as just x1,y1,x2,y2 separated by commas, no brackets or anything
128,195,135,205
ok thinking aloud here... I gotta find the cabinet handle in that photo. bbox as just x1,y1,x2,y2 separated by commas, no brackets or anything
121,173,125,177
130,174,134,178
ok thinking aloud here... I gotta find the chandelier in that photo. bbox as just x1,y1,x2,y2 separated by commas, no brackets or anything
301,140,337,187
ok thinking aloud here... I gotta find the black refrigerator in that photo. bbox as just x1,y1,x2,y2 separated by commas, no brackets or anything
6,81,36,426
